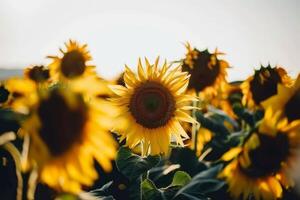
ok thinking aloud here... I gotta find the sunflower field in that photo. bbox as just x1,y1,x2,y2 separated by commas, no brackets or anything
0,40,300,200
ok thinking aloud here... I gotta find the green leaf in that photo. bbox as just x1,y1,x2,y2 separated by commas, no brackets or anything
0,108,23,135
173,164,224,199
116,147,160,181
169,147,207,176
174,193,209,200
171,171,191,187
55,194,78,200
195,111,230,137
89,181,113,197
142,179,165,200
192,164,223,179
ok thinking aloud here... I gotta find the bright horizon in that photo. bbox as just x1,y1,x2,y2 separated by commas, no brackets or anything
0,0,299,81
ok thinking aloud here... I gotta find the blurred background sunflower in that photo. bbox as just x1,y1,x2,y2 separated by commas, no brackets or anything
9,76,117,194
220,108,300,200
241,65,293,110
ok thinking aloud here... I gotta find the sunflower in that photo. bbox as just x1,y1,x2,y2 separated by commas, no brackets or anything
220,108,300,200
19,84,117,194
24,65,50,83
262,74,300,123
47,40,96,82
241,65,293,110
4,78,38,114
181,43,228,97
110,57,197,156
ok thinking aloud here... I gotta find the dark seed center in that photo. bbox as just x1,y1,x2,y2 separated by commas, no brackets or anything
61,50,86,78
129,81,175,129
0,86,9,103
37,90,87,156
285,89,300,122
28,66,50,82
240,133,289,178
249,67,282,105
182,50,220,92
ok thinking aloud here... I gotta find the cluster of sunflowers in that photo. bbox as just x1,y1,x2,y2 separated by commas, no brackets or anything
0,40,299,200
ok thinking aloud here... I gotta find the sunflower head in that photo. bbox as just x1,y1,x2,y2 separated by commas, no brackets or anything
20,83,117,193
24,65,50,83
48,40,94,81
4,78,38,113
181,43,228,94
220,108,300,200
129,80,176,129
37,88,88,156
240,132,289,178
111,57,197,155
242,65,292,109
262,74,300,123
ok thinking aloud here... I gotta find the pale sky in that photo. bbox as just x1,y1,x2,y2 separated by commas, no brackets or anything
0,0,299,81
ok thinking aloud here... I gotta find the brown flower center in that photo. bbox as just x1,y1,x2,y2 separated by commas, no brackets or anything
182,50,220,92
129,81,175,129
249,67,282,105
61,50,86,78
37,90,88,156
285,89,300,122
28,66,50,82
0,86,9,103
240,133,289,178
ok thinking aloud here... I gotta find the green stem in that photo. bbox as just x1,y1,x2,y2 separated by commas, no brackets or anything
192,95,200,154
3,142,23,200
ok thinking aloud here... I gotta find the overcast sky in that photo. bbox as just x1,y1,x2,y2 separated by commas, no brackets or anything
0,0,299,81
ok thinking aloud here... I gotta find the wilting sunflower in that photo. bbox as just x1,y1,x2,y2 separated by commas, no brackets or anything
241,65,292,109
262,74,300,123
220,108,300,200
20,85,117,194
47,40,96,82
110,57,197,155
181,43,228,97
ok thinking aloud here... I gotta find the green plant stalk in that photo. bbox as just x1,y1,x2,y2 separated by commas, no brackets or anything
192,96,200,154
3,142,23,200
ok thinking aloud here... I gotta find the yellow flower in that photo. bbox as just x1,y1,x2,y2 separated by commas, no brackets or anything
4,78,38,114
262,74,300,123
241,65,292,110
110,57,197,156
181,43,228,97
20,84,117,194
220,108,300,200
47,40,96,81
